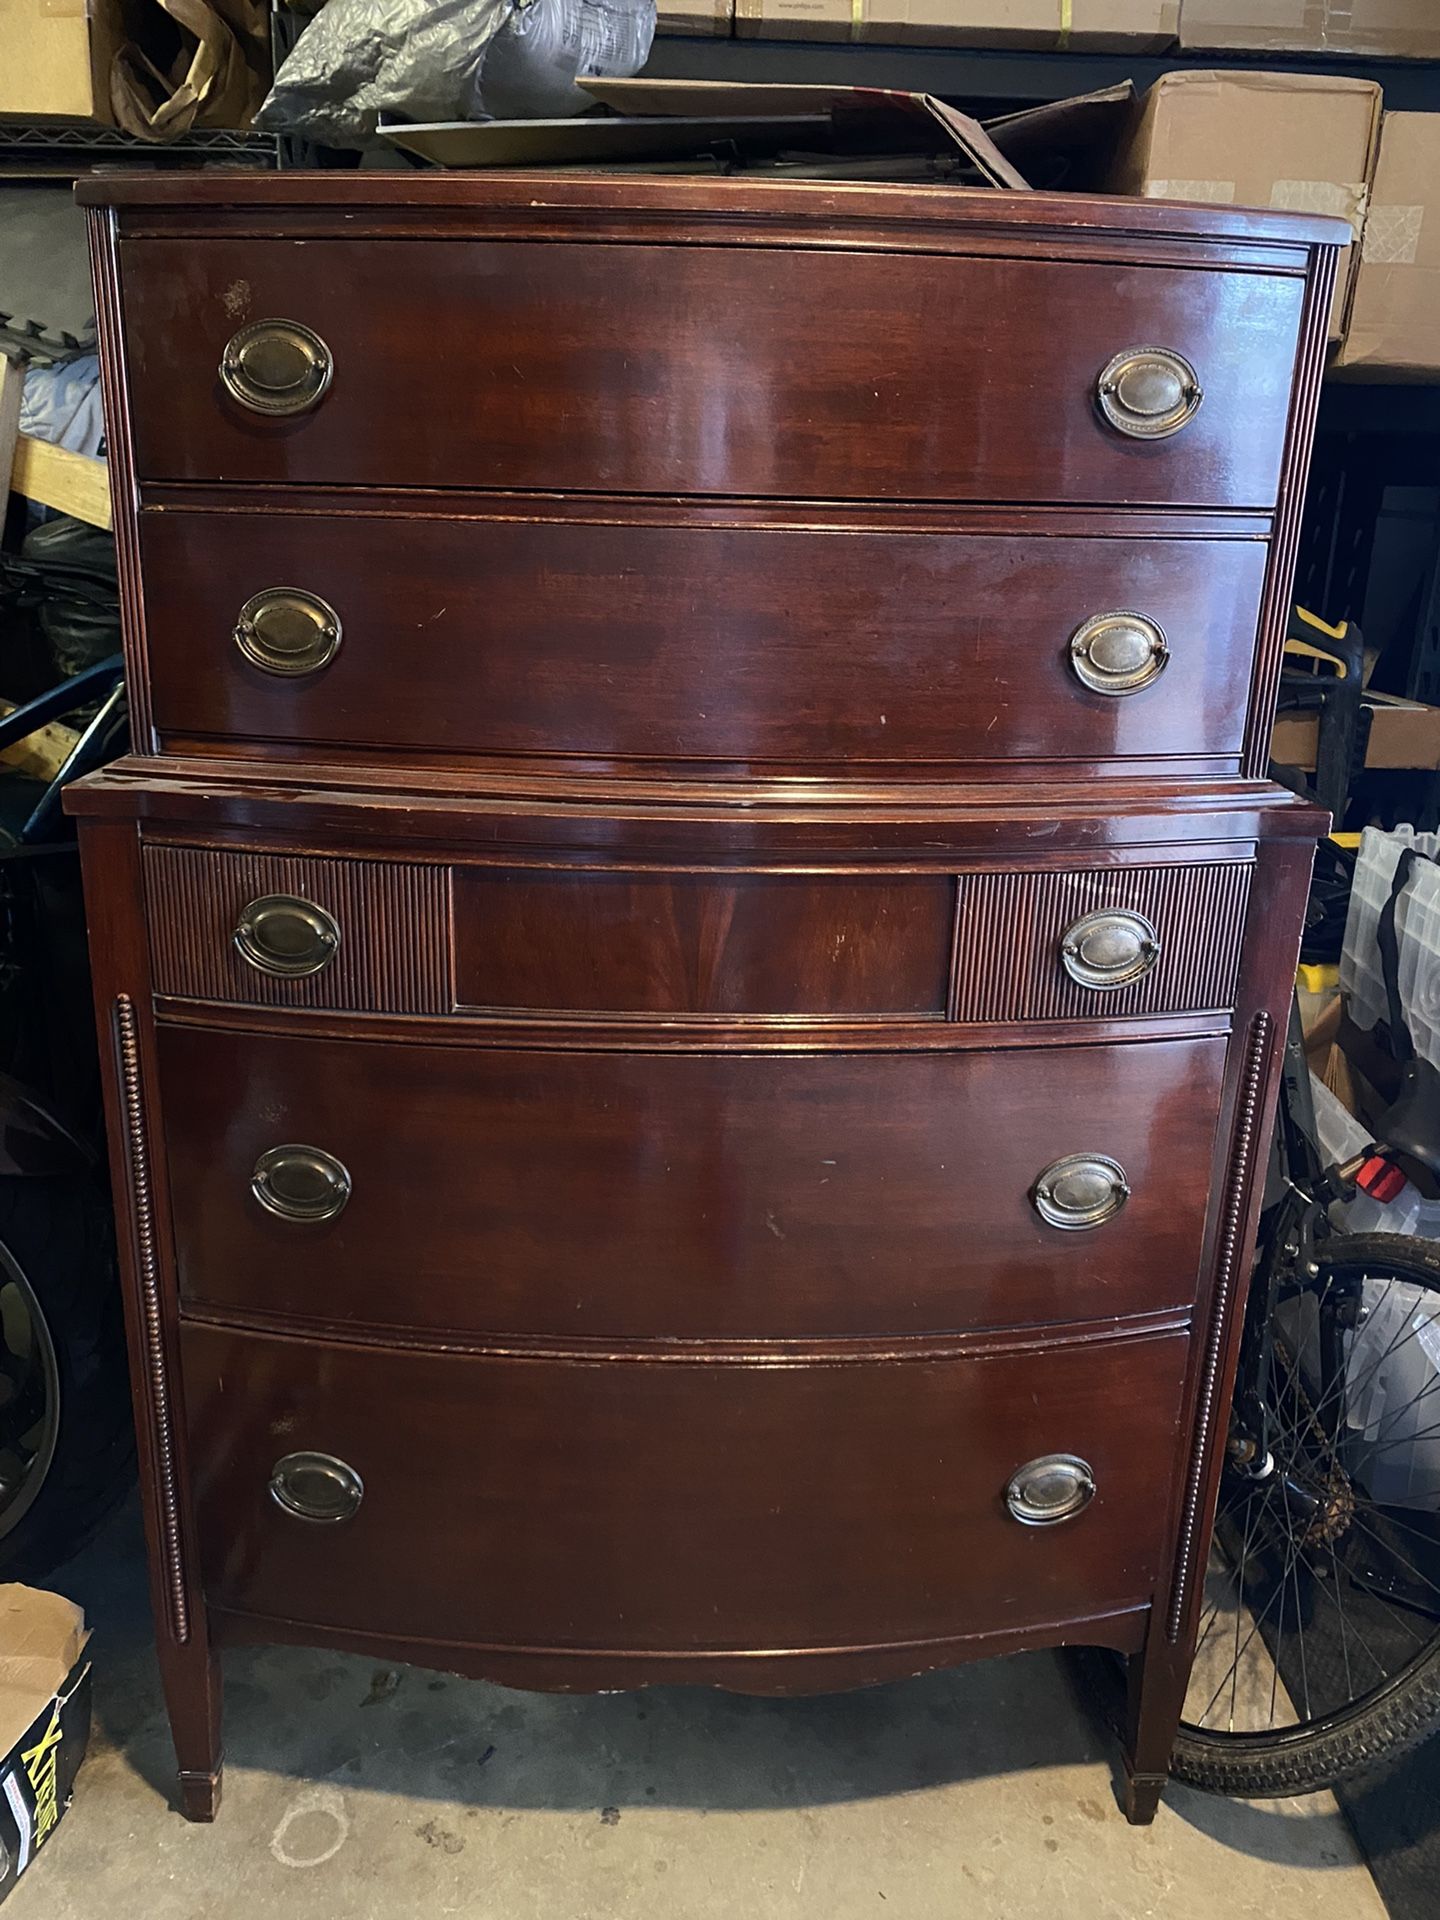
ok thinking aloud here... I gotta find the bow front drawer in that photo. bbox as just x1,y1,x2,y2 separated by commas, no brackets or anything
157,1025,1227,1338
142,841,1254,1025
137,508,1271,774
118,237,1303,506
182,1321,1189,1656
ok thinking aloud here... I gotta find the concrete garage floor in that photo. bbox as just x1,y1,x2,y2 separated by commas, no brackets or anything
7,1508,1385,1920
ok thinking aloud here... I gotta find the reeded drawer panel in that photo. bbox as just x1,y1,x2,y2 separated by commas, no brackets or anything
144,842,1253,1025
138,510,1270,771
158,1027,1226,1339
181,1321,1189,1652
120,238,1302,506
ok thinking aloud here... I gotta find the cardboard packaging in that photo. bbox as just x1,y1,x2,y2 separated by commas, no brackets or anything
0,1587,91,1906
1180,0,1440,61
0,0,270,137
659,0,735,32
1103,70,1381,343
0,0,126,121
735,0,1177,50
1338,113,1440,381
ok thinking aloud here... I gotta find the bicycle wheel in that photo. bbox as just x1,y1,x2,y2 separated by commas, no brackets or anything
1173,1232,1440,1798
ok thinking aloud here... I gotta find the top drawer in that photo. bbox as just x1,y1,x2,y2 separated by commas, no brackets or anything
117,238,1305,507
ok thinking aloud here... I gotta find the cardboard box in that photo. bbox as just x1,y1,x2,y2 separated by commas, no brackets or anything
1180,0,1440,61
658,0,735,32
1272,692,1440,771
1102,70,1381,343
0,1587,91,1906
735,0,1177,51
0,0,127,123
1337,113,1440,381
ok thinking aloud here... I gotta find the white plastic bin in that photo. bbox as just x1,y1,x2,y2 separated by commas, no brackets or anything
1341,825,1440,1069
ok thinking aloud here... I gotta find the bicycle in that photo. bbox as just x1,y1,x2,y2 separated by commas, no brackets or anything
1172,848,1440,1796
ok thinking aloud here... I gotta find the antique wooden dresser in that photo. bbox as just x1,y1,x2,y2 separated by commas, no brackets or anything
69,173,1341,1825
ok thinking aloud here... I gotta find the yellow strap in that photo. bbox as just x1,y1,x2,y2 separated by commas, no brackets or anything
1058,0,1072,48
1284,636,1348,678
851,0,864,38
1295,604,1349,642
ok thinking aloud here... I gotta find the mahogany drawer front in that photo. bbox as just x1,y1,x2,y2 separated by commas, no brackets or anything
182,1321,1189,1652
120,237,1302,507
144,842,1252,1025
138,510,1270,771
158,1027,1226,1340
452,869,954,1017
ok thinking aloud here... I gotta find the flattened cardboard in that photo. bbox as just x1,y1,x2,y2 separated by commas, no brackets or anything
1179,0,1440,60
1338,112,1440,381
382,111,835,170
733,0,1177,49
1102,69,1381,342
579,79,1031,187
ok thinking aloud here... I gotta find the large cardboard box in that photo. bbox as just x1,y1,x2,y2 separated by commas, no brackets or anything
1338,113,1440,381
735,0,1177,50
0,0,127,122
1103,70,1381,343
658,0,735,33
1180,0,1440,60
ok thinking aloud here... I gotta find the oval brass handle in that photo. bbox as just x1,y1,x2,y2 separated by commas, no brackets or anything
234,894,340,978
1096,347,1202,439
252,1145,352,1223
1005,1454,1096,1527
1032,1153,1129,1231
234,588,342,678
1060,909,1161,992
1069,611,1169,696
270,1451,364,1524
220,319,333,417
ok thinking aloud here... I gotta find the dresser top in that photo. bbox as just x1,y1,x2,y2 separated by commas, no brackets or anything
75,169,1349,249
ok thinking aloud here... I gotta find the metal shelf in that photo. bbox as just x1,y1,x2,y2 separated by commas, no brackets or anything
644,33,1440,110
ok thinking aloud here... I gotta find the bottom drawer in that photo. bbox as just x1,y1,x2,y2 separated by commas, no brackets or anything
184,1324,1189,1656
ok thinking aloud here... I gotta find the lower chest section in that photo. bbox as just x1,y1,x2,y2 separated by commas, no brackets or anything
90,804,1296,1670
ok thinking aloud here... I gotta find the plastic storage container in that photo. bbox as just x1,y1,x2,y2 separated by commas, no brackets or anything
1341,824,1440,1067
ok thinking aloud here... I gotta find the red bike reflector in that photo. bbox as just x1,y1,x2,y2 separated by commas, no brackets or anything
1357,1155,1407,1203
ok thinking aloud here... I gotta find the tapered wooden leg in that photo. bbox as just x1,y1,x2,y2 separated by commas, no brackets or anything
160,1641,224,1821
1120,1635,1188,1825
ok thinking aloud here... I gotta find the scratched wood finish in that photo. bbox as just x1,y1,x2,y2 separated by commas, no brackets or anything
116,237,1305,507
157,1025,1227,1340
136,510,1271,771
180,1320,1190,1653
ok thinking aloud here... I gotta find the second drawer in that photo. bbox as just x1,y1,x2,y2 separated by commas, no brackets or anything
138,511,1270,773
158,1026,1227,1339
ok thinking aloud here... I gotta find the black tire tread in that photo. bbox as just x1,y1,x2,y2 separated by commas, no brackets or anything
1174,1232,1440,1798
0,1174,134,1580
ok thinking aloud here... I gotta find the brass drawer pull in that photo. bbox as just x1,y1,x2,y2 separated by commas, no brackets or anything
270,1451,363,1523
220,319,333,417
1096,346,1202,439
1005,1454,1096,1527
1069,611,1169,696
234,893,340,978
251,1144,352,1223
1031,1153,1129,1231
1060,909,1161,992
234,587,342,678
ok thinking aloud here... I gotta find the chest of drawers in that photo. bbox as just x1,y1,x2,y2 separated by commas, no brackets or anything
68,173,1341,1827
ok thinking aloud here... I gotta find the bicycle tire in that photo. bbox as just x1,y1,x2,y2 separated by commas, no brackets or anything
1173,1231,1440,1798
